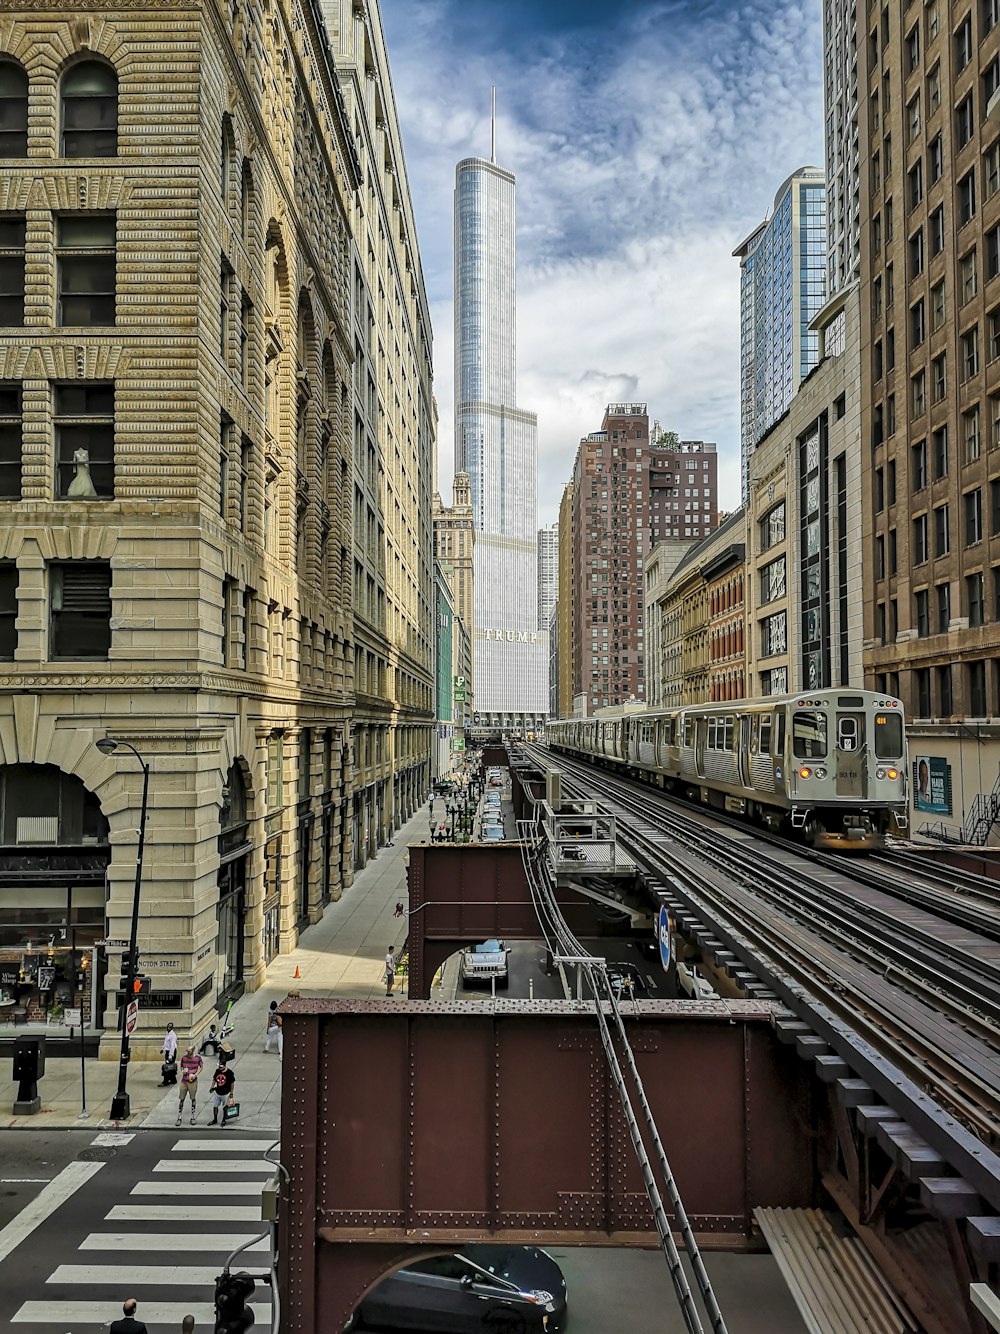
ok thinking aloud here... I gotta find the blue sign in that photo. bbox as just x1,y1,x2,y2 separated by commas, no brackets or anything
657,904,672,972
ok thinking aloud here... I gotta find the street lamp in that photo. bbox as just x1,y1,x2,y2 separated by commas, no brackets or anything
95,737,150,1121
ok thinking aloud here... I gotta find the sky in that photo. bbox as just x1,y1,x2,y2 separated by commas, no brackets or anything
378,0,825,525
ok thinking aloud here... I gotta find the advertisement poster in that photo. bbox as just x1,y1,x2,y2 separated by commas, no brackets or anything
914,755,950,814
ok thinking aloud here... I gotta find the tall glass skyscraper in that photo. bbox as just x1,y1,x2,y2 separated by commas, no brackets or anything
733,166,827,500
454,146,548,724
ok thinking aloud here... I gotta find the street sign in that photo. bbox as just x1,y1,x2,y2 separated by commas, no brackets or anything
124,1000,139,1035
657,904,672,972
95,938,128,949
63,1007,82,1027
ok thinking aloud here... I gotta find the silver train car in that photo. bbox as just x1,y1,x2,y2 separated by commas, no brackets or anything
547,689,909,851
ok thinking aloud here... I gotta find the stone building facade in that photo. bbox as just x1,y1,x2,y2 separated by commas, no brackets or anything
0,0,433,1052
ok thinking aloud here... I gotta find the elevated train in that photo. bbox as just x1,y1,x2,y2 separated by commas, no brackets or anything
547,688,909,851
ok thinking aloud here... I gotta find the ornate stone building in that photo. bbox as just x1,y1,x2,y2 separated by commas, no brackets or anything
0,0,433,1053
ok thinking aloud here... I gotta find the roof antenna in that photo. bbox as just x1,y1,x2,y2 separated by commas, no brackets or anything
490,86,496,164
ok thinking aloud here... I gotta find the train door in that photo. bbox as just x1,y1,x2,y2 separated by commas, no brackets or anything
695,717,706,777
835,707,866,797
738,716,752,787
773,707,786,780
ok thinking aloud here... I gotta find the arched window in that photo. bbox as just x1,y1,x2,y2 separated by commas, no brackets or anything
241,160,253,244
0,59,28,156
61,60,118,157
221,115,234,203
0,764,108,846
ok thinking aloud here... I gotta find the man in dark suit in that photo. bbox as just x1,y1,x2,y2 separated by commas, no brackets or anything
109,1297,148,1334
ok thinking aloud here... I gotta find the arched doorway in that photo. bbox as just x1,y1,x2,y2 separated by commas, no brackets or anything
217,764,250,1003
0,764,109,1034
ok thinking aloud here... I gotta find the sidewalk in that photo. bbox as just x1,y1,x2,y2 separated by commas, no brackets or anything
2,807,429,1132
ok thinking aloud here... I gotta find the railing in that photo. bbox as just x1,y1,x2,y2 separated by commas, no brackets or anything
963,768,1000,846
916,820,966,845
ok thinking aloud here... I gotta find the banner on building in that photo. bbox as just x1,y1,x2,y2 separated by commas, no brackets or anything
913,754,951,814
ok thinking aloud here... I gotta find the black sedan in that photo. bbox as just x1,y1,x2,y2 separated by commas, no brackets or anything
344,1245,566,1331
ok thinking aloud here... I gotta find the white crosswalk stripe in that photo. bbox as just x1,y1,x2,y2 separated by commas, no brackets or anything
11,1139,275,1330
130,1178,267,1195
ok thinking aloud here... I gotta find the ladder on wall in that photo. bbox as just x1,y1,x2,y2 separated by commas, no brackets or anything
963,767,1000,845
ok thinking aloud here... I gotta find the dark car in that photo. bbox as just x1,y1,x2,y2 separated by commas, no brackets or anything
344,1246,565,1331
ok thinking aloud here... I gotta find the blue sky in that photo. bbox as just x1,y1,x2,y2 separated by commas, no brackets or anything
379,0,825,524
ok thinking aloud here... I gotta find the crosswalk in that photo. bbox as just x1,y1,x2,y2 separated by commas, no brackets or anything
10,1136,276,1331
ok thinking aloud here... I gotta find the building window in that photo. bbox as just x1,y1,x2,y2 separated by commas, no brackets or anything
968,572,985,628
915,589,929,637
934,502,950,556
964,405,982,463
962,328,980,382
0,561,15,659
910,229,925,278
927,62,941,114
986,0,1000,37
911,300,926,347
992,479,1000,537
916,667,931,717
907,96,921,145
961,250,978,304
0,58,28,156
872,214,882,255
0,215,25,326
0,382,20,499
240,291,251,387
933,426,949,479
55,382,114,499
873,276,883,318
955,15,973,72
969,660,987,716
985,55,1000,107
885,197,893,242
930,205,945,256
956,93,974,149
959,170,977,226
759,502,785,552
57,215,115,325
909,159,924,211
907,23,920,72
931,280,946,330
912,371,926,417
60,60,118,158
992,394,1000,451
936,582,950,635
938,664,953,715
913,513,929,564
929,133,943,184
49,561,112,659
912,439,928,491
887,393,896,435
965,487,984,545
989,142,1000,200
886,327,895,370
886,263,894,308
932,354,946,403
874,339,883,381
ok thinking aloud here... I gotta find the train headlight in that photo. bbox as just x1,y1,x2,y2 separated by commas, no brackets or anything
876,768,885,780
799,767,812,779
887,768,898,780
815,767,827,780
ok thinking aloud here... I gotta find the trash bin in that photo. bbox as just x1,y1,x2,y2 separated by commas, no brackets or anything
13,1035,45,1115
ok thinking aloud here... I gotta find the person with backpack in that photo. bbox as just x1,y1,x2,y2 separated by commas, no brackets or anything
208,1057,236,1127
263,1000,282,1055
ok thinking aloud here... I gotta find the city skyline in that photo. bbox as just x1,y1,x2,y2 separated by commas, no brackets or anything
380,0,825,523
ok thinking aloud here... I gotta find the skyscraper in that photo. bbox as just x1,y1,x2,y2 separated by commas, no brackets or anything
454,111,547,727
537,523,559,631
734,167,828,499
823,0,861,295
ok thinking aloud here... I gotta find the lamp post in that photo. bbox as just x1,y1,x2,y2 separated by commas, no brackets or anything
95,737,150,1122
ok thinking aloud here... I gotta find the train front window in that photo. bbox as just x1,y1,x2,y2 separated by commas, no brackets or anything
874,712,904,757
792,711,827,759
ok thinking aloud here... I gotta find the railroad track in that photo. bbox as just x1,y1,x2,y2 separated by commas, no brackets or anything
523,744,1000,1144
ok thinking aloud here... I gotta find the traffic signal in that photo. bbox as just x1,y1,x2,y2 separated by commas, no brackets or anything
214,1269,255,1333
131,975,151,997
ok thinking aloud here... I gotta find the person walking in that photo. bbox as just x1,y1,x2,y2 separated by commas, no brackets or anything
384,946,396,997
176,1045,203,1126
208,1056,236,1128
181,1317,195,1334
109,1297,148,1333
263,1000,283,1055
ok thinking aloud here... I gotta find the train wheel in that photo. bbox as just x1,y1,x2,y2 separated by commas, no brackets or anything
802,817,826,848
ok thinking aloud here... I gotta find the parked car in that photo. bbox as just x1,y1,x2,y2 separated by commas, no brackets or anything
461,938,509,988
343,1245,566,1331
677,960,716,1000
483,826,506,842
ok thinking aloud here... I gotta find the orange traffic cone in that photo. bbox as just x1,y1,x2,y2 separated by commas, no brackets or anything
293,965,301,979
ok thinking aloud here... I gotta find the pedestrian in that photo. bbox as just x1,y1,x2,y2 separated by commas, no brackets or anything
109,1296,148,1334
384,945,395,997
199,1022,220,1057
176,1045,202,1126
161,1021,177,1061
263,1000,283,1055
181,1317,195,1334
208,1056,236,1128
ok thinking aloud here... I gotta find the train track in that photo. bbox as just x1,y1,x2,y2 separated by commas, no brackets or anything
524,745,1000,1144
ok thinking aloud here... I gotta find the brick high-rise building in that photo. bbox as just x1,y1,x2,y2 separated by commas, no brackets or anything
567,405,718,713
862,0,1000,838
